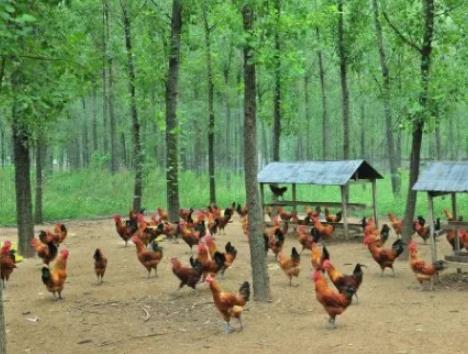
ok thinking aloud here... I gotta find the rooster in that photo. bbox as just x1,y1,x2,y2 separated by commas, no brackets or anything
264,227,285,257
157,207,169,221
93,248,107,284
311,230,328,272
113,215,134,246
277,247,301,286
297,225,315,253
312,216,334,239
205,273,250,333
179,220,203,254
41,249,69,299
269,184,287,198
322,260,364,303
219,242,237,278
408,241,446,290
236,203,248,218
131,236,163,278
324,208,342,223
170,257,203,290
304,206,321,224
31,234,58,265
413,216,440,243
312,270,355,329
0,241,17,288
192,244,225,280
179,208,194,223
363,236,404,276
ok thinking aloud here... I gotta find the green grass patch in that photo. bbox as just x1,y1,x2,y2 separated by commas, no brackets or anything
0,167,466,225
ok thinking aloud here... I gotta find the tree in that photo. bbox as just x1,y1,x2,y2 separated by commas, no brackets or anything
165,0,183,222
315,26,329,160
202,4,216,204
242,2,271,302
121,0,143,212
272,0,282,162
372,0,400,195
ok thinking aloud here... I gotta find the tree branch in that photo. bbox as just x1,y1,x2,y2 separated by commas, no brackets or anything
0,54,64,61
382,10,422,53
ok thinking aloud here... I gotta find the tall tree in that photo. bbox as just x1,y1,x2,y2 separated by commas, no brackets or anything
372,0,400,195
337,0,350,160
242,3,271,302
202,4,216,204
315,26,329,160
272,0,282,161
165,0,183,222
121,0,143,212
34,131,46,224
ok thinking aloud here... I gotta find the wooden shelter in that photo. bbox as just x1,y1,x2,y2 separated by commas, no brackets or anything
413,161,468,267
257,160,384,238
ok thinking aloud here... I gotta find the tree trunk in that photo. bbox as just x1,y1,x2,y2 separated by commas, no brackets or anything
0,124,5,168
434,125,441,159
272,0,281,162
223,49,232,184
316,27,329,160
34,133,45,224
337,0,350,160
304,72,312,159
92,87,98,154
165,0,183,222
372,0,400,194
81,98,90,168
242,4,271,302
12,72,34,257
104,0,118,173
101,0,109,155
203,7,216,204
122,1,143,212
360,101,366,159
402,0,435,253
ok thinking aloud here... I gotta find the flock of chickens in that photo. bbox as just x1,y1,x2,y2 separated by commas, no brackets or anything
0,200,466,332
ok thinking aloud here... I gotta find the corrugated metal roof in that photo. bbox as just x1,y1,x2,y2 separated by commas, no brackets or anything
257,160,383,186
413,162,468,193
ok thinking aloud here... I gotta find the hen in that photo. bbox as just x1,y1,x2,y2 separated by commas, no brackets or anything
388,213,403,236
408,241,446,290
31,234,58,265
312,270,355,329
113,215,134,246
0,241,17,288
269,184,287,198
277,247,301,286
322,260,364,303
93,248,107,284
324,208,342,223
131,236,163,278
206,273,250,333
219,242,237,278
192,244,225,280
41,249,69,299
312,216,334,239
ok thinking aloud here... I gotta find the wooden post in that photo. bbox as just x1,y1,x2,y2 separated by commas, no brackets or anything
451,192,462,274
260,183,265,222
371,179,378,228
341,185,349,240
292,183,297,214
427,193,437,263
451,193,457,220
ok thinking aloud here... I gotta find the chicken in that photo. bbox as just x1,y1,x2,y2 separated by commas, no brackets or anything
277,247,301,286
388,213,403,236
324,208,342,223
312,216,334,239
31,235,58,265
408,241,446,290
179,208,194,223
365,224,391,247
93,248,107,284
219,242,237,278
171,257,203,290
322,260,364,303
236,203,248,218
113,215,134,246
311,230,328,272
443,208,454,221
131,236,163,278
41,249,69,299
42,224,68,245
304,206,321,224
264,227,285,257
363,236,404,276
0,241,16,288
179,220,203,253
277,207,295,223
205,273,250,333
297,225,315,253
312,270,354,329
413,216,440,243
157,207,169,222
158,221,180,241
192,244,225,280
269,184,287,198
241,215,249,239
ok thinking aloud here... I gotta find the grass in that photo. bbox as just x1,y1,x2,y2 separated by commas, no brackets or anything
0,167,466,226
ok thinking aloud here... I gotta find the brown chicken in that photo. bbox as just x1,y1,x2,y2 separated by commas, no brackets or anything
0,241,16,288
205,273,250,333
171,257,203,290
192,244,225,280
131,236,163,278
363,236,404,276
322,260,364,303
236,203,248,218
408,241,446,290
312,270,355,328
388,213,403,236
93,248,107,284
304,206,321,224
113,215,134,246
413,216,440,243
31,235,58,265
443,208,454,221
297,225,315,253
179,220,204,253
219,242,237,278
157,207,169,222
324,208,342,223
277,247,301,286
179,208,194,223
311,229,329,271
41,249,69,299
312,216,334,239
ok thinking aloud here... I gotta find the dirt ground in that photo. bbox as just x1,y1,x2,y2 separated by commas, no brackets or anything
2,217,468,354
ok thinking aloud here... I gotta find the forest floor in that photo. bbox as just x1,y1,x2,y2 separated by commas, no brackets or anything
2,218,468,354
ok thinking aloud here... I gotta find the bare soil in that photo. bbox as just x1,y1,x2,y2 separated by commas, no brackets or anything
2,218,467,354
